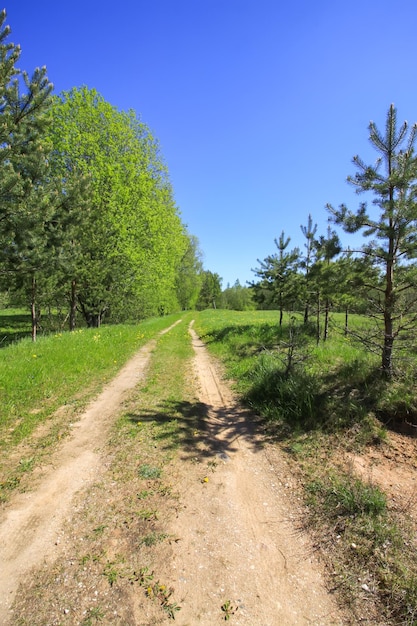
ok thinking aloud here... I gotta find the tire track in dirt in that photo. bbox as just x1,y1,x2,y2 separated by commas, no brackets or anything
166,322,346,625
0,321,181,624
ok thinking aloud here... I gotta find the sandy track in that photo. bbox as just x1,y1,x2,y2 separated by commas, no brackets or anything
165,322,345,625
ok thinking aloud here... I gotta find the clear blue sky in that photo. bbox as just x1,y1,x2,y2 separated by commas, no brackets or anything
9,0,417,288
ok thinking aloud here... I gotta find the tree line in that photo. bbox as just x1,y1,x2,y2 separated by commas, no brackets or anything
0,10,208,339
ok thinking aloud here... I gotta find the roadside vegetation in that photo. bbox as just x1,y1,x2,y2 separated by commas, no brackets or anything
194,309,417,625
3,307,417,623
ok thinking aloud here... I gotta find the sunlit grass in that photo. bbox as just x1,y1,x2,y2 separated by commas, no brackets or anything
195,308,417,435
0,313,183,448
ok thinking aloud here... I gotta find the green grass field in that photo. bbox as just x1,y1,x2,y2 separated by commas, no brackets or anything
0,311,183,449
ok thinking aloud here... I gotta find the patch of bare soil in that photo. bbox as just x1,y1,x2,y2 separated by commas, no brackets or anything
346,431,417,522
1,320,353,624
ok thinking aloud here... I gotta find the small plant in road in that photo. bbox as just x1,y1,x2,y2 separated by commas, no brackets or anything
146,581,181,619
221,599,238,620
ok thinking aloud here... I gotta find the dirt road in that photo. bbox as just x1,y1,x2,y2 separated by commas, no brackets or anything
0,320,347,625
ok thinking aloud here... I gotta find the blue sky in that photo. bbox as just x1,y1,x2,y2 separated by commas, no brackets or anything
9,0,417,287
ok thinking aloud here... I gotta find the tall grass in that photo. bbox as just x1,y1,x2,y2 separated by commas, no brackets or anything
194,309,384,434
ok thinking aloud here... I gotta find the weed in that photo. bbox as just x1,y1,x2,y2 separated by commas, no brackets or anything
103,559,124,586
141,531,168,546
146,581,181,619
221,600,238,620
138,464,161,479
19,457,34,472
137,489,154,499
81,606,105,625
309,474,387,518
137,509,158,521
131,566,154,586
92,524,107,535
80,552,102,566
164,601,181,619
329,477,386,517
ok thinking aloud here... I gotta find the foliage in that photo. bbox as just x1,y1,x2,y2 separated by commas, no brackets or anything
0,9,196,336
48,87,188,326
300,214,318,324
193,309,415,436
0,10,59,341
250,231,300,321
196,270,222,309
220,280,255,310
176,234,203,310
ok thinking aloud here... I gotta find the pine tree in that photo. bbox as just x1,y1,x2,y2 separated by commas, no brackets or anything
251,231,300,323
328,105,417,377
312,226,341,342
0,10,54,340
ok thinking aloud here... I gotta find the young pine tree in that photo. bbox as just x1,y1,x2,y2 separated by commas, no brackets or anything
328,105,417,377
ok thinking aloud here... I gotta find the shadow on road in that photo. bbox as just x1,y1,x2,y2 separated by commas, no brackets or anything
126,399,265,463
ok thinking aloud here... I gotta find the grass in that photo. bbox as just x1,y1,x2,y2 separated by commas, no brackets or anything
5,306,417,623
305,470,417,623
193,308,417,624
0,309,33,346
0,312,183,448
193,309,409,438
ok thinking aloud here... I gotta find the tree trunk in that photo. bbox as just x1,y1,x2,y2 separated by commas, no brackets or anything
382,282,394,378
382,203,395,378
316,291,320,345
345,307,349,336
323,298,330,342
31,274,37,342
69,279,77,331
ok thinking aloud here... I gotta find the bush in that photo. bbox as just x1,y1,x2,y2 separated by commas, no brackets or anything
244,353,322,428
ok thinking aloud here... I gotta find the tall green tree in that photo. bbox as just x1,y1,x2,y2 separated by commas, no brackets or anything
328,105,417,377
49,87,186,326
196,271,222,309
176,233,203,310
221,280,255,311
0,10,56,340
